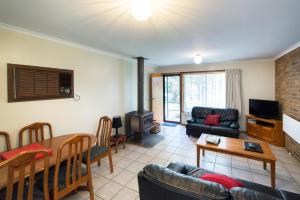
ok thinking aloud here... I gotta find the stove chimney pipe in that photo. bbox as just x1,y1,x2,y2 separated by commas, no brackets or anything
137,57,145,114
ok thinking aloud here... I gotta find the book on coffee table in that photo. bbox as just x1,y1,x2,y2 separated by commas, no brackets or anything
244,142,263,153
205,134,220,144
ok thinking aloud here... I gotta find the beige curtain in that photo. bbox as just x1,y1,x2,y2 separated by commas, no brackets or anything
225,69,242,113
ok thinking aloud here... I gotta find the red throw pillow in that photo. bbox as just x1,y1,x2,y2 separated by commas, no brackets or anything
200,174,244,189
205,114,221,125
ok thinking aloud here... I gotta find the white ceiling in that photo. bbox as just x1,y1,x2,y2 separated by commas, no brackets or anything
0,0,300,66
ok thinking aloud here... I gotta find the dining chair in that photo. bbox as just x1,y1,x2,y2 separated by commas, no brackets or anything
83,116,114,173
19,122,53,147
0,150,50,200
51,134,94,200
0,132,11,152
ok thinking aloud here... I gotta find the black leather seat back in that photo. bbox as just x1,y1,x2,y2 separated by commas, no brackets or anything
191,107,213,119
212,108,238,121
142,164,230,200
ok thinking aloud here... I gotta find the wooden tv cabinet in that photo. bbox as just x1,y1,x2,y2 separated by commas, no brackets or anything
246,115,284,147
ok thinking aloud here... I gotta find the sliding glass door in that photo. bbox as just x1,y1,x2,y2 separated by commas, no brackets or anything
163,75,181,123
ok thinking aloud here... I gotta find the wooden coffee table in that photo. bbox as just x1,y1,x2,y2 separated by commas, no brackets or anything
196,134,276,188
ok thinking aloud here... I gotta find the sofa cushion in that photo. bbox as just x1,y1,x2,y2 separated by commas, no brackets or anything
236,179,283,198
279,190,300,200
230,121,240,129
213,108,238,121
191,107,213,119
205,115,221,125
211,126,240,138
169,162,282,198
201,174,244,189
143,164,230,200
187,123,211,131
195,118,205,124
230,187,281,200
219,121,232,127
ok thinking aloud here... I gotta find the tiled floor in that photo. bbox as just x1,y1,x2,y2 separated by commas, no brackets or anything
66,125,300,199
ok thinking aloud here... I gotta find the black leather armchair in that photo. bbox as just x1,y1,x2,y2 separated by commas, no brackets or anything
186,107,240,138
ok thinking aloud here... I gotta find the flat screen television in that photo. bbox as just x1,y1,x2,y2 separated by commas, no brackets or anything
249,99,279,119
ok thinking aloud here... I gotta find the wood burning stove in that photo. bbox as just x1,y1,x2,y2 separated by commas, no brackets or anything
125,57,154,143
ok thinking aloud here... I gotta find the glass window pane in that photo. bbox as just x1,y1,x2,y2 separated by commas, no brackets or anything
183,72,225,113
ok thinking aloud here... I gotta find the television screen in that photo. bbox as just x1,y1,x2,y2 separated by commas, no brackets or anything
249,99,279,119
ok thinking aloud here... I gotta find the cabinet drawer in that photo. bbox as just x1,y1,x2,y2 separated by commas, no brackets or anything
261,126,275,143
247,123,258,136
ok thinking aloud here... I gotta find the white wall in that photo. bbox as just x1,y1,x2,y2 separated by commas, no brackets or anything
0,27,156,149
157,59,275,131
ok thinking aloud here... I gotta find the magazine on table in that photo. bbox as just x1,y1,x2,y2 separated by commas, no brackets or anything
205,134,221,144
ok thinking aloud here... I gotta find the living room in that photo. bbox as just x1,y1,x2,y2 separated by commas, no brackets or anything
0,1,300,200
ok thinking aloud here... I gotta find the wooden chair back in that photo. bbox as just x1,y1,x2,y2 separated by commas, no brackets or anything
19,122,53,147
53,134,93,200
0,132,11,152
96,116,112,148
0,150,50,200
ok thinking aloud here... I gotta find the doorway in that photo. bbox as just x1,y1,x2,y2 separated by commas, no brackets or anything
163,75,181,123
151,74,164,122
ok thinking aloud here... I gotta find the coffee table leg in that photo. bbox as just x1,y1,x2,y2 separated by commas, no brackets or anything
270,161,276,189
197,146,200,167
263,161,267,170
202,149,205,156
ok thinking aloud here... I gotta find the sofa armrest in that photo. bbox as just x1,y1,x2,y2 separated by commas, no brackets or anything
279,190,300,200
167,162,188,174
230,121,240,129
187,118,195,123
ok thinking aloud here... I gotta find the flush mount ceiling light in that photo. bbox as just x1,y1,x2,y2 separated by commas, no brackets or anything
194,53,203,64
131,0,152,21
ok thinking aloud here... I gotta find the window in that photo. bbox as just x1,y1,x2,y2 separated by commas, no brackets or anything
183,72,225,113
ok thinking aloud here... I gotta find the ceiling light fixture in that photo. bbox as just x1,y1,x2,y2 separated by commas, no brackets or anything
131,0,152,21
194,53,203,64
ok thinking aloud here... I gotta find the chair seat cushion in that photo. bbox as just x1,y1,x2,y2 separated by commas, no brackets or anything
36,162,87,192
0,181,45,200
83,145,107,163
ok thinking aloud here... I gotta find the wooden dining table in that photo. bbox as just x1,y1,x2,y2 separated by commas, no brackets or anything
0,133,97,190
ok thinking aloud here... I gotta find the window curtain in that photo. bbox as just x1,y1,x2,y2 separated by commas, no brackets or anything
183,72,226,113
225,69,242,113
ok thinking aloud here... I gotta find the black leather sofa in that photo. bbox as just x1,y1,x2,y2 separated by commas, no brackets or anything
186,107,240,138
138,162,300,200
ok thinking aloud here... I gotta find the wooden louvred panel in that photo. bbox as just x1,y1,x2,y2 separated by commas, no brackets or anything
34,70,48,96
7,64,73,102
47,71,59,96
16,68,35,98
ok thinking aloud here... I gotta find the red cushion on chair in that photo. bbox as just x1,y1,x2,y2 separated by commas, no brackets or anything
0,143,53,160
205,114,221,125
200,174,244,189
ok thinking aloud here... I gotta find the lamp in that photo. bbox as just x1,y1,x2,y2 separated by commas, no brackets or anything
130,0,151,21
112,116,122,137
194,53,203,64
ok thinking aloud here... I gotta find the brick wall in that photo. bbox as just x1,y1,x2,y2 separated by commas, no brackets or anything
275,47,300,162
